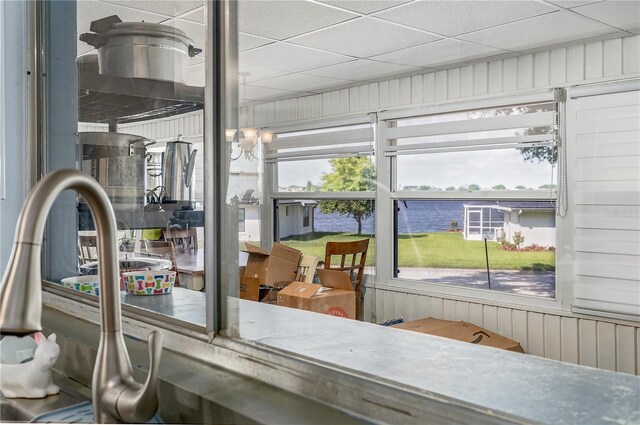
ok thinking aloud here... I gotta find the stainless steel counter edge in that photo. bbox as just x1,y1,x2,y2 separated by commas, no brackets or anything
42,292,529,424
42,292,640,425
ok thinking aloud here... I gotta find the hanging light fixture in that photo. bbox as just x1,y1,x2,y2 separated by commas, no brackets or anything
229,72,273,161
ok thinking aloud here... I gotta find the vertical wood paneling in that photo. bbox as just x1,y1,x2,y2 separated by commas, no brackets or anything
561,317,579,365
567,44,585,81
330,90,340,115
534,51,550,87
528,312,545,357
303,97,313,119
423,73,435,102
379,81,390,108
383,290,396,321
434,71,447,100
469,303,484,327
239,107,247,128
579,319,598,368
512,310,528,353
473,63,488,96
358,85,369,111
597,322,616,371
483,306,498,332
284,99,295,122
517,54,533,89
246,105,254,126
447,68,460,99
603,38,623,77
339,89,349,114
349,87,359,113
375,289,385,323
430,297,443,319
274,100,285,122
368,83,379,109
455,301,470,322
394,291,408,320
502,57,517,91
400,77,412,105
389,79,400,106
411,75,423,104
406,293,419,321
416,295,431,319
488,60,502,93
550,47,567,84
622,35,640,74
584,41,603,80
312,94,322,118
322,92,331,117
443,299,456,320
615,325,636,375
460,65,474,98
543,315,562,361
497,307,513,338
297,98,305,120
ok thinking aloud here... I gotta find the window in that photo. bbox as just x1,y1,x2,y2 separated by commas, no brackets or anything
302,206,310,228
384,99,558,298
239,208,246,233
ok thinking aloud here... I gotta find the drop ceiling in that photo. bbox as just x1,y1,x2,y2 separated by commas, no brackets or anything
77,0,639,105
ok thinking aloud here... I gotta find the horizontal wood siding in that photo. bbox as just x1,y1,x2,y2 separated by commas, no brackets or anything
366,288,639,375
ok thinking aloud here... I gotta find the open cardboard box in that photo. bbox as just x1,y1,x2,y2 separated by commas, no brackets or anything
240,243,302,303
277,268,355,319
392,317,524,353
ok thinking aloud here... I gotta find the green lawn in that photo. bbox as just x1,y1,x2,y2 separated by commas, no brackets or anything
280,231,555,271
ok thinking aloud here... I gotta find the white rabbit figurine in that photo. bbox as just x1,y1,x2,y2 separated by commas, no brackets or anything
0,332,60,398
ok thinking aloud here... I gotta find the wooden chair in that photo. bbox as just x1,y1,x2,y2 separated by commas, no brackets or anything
78,235,98,265
296,255,321,283
323,239,369,320
162,228,198,253
143,239,180,287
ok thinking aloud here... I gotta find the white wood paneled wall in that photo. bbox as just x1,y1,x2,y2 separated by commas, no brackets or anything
241,35,640,128
365,287,640,375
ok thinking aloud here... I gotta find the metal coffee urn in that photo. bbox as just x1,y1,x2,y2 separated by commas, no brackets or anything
163,135,197,209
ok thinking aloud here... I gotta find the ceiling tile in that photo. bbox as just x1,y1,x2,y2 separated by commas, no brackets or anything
370,39,505,68
180,7,204,23
303,59,420,81
545,0,603,8
374,1,557,36
247,73,352,92
241,86,305,102
572,1,640,31
318,0,411,14
77,0,169,32
101,0,203,18
240,42,352,72
458,10,620,51
238,0,357,40
239,64,290,83
288,17,439,58
239,33,274,52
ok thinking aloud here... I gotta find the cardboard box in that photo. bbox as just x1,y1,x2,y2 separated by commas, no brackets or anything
392,318,524,353
242,243,302,286
277,270,356,319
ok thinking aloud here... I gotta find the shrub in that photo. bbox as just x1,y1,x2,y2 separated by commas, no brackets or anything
513,231,525,249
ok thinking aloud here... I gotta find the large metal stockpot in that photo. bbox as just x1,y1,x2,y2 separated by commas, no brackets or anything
79,15,201,84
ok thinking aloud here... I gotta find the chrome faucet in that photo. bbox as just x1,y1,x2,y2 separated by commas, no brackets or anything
0,169,162,423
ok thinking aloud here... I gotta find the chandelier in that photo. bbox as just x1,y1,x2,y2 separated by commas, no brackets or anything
228,71,273,160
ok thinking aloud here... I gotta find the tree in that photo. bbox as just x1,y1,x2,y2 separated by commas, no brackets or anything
467,184,480,191
319,157,375,235
445,186,456,191
538,184,557,190
492,184,506,190
515,185,527,190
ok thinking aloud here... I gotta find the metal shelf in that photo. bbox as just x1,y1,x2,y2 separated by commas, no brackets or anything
78,63,204,125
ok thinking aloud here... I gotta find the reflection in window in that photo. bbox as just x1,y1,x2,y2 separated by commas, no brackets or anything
239,208,246,233
395,200,556,298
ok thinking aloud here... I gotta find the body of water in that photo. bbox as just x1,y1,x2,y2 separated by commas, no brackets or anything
313,200,497,234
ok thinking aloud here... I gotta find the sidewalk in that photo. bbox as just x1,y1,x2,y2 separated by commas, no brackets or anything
396,267,555,298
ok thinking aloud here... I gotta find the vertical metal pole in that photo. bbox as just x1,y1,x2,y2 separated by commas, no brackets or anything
205,0,238,336
26,0,45,188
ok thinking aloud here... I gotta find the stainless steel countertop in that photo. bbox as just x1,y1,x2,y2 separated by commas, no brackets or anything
239,301,640,425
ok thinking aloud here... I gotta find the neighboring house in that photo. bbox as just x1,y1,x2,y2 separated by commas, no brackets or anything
463,201,556,247
238,201,261,243
277,200,317,239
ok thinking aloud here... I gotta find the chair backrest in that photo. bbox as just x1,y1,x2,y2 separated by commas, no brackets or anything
163,228,198,253
324,239,370,320
296,255,321,283
143,239,180,286
78,235,98,265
